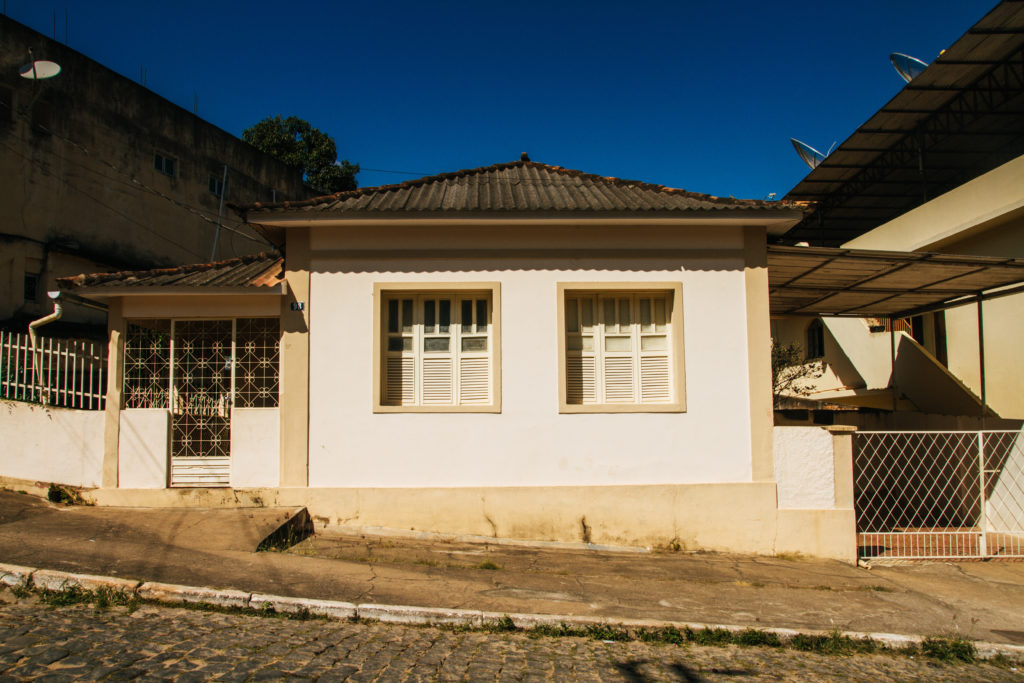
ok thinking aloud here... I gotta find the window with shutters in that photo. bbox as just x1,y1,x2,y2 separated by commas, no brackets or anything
374,285,500,412
559,284,685,413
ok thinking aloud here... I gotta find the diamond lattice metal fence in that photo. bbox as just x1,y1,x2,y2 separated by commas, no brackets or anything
854,431,1024,560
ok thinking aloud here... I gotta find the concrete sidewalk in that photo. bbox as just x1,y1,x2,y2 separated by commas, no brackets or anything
1,490,1022,647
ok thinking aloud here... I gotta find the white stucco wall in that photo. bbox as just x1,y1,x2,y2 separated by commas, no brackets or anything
773,427,836,509
0,400,103,487
231,407,280,488
987,430,1024,533
306,225,755,488
118,409,168,488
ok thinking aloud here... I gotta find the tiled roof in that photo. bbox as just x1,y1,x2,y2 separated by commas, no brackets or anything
57,253,284,291
243,158,806,215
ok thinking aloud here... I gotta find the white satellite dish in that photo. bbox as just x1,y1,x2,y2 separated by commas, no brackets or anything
790,138,834,170
890,53,928,83
19,60,62,80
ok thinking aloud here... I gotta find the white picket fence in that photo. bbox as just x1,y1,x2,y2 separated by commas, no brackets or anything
0,330,107,410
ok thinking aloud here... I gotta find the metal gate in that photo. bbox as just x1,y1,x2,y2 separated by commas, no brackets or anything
123,317,280,488
170,320,234,487
854,431,1024,560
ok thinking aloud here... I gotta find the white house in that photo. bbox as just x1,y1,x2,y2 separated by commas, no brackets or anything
37,157,874,561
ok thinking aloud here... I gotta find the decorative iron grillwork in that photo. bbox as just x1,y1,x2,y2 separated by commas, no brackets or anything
855,431,1024,560
123,319,170,409
233,318,280,408
170,320,233,460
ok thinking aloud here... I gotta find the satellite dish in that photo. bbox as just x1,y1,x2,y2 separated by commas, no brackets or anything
790,138,832,170
19,60,62,80
890,53,928,83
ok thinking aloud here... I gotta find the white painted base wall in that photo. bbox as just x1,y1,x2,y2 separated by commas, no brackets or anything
119,409,169,488
231,408,280,488
774,427,836,509
0,400,103,487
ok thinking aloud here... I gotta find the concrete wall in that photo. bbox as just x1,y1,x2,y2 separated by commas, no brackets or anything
306,224,755,488
773,427,835,509
0,15,310,325
0,400,103,487
231,408,280,488
118,409,168,489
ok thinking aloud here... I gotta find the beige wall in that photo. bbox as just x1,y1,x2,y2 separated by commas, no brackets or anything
86,481,854,561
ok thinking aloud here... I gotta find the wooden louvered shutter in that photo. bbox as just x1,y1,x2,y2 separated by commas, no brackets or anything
638,295,671,403
383,297,416,406
566,356,595,404
421,357,453,404
565,296,597,404
456,296,490,405
640,355,670,402
565,291,673,406
385,357,415,405
459,357,489,404
603,356,635,402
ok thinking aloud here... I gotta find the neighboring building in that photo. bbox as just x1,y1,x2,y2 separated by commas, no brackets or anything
0,14,311,330
775,0,1024,420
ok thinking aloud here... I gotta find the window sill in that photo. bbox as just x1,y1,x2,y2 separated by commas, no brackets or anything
559,402,685,414
374,404,501,414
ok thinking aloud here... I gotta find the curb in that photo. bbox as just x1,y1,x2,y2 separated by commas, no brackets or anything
2,562,1023,661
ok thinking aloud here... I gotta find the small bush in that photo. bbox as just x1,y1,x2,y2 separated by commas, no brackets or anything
686,627,735,647
790,632,878,656
476,560,501,571
47,484,87,505
488,615,517,632
735,629,782,648
921,637,976,663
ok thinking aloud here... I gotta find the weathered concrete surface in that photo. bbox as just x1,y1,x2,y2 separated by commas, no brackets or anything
1,490,1022,646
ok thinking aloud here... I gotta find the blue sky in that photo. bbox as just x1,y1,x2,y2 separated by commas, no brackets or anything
5,1,996,199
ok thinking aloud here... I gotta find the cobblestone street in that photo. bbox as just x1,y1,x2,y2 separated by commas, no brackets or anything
0,594,1019,682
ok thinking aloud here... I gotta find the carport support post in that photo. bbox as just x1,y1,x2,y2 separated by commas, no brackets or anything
977,431,988,557
977,296,987,424
888,317,897,411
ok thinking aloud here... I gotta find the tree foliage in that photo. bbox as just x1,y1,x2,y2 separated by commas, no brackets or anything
771,338,823,409
242,115,359,194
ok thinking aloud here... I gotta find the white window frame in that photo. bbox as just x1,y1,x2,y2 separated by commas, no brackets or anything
373,283,501,413
558,283,685,414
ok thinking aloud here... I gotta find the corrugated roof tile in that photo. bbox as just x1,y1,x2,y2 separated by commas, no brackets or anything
57,253,284,291
242,159,803,216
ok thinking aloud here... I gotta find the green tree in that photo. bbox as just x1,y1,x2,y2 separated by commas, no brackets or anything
242,115,359,194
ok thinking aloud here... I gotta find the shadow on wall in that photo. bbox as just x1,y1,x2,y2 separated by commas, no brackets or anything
893,334,998,418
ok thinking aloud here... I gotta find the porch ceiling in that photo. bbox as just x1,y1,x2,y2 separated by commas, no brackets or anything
768,244,1024,318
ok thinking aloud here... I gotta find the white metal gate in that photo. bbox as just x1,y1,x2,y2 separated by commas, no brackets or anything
170,320,234,487
123,317,279,488
854,431,1024,560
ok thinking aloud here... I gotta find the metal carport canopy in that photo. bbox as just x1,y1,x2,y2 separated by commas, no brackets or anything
767,244,1024,319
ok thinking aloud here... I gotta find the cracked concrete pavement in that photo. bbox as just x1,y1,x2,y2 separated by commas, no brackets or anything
1,490,1022,646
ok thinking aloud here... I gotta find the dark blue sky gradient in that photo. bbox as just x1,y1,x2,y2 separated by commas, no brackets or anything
4,1,995,198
